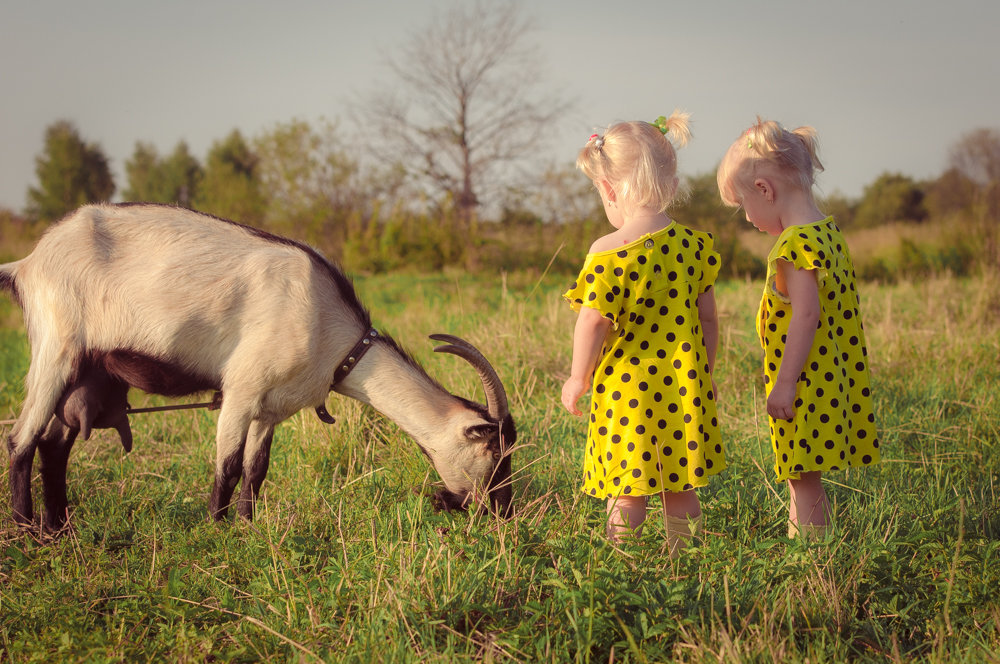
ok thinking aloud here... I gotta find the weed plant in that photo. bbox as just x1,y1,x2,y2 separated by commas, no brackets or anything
1,266,998,662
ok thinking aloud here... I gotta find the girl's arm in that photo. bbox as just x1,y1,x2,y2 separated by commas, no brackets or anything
561,306,612,416
697,289,719,398
768,260,820,421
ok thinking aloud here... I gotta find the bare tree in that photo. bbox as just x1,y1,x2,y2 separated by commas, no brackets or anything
949,127,1000,222
357,0,567,224
528,163,602,225
253,118,360,239
950,128,1000,187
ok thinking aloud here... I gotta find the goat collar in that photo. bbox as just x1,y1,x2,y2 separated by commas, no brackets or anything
331,328,379,388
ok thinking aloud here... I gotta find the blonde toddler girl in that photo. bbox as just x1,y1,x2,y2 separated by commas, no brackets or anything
562,112,725,553
716,118,880,540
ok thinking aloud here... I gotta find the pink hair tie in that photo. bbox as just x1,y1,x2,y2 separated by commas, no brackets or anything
588,133,604,149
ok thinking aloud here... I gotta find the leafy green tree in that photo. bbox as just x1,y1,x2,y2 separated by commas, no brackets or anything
194,130,265,225
924,167,978,220
26,120,115,222
254,118,359,242
818,190,856,228
160,142,202,208
122,142,160,203
681,171,765,279
124,141,202,207
682,172,741,234
853,172,927,227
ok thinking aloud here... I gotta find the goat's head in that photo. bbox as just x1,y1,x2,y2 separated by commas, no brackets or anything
429,334,515,518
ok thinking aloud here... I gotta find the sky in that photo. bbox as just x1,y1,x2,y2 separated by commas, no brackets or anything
1,0,997,213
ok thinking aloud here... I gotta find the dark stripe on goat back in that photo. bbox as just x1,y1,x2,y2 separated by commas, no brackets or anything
111,203,373,330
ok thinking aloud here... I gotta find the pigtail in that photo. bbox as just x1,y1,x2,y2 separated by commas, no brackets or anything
745,117,782,157
658,109,691,148
577,131,610,183
791,126,824,175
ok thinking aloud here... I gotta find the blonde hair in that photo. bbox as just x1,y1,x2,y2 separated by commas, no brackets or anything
577,110,691,212
717,117,824,207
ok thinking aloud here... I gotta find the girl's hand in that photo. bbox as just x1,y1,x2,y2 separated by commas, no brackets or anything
561,376,589,416
563,307,610,418
767,380,797,420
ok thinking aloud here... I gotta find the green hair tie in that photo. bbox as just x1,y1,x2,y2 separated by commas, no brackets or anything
651,116,670,135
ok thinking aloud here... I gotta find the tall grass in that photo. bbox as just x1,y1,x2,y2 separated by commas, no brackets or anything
1,266,998,662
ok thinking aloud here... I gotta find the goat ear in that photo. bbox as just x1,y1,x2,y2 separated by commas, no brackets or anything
464,423,495,442
464,423,500,452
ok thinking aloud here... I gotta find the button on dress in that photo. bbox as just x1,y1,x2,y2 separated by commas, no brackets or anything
757,217,880,480
564,222,725,497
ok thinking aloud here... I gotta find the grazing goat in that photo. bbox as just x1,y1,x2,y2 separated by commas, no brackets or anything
1,203,514,530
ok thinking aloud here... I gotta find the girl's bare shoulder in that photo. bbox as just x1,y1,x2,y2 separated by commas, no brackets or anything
589,230,631,254
588,235,616,254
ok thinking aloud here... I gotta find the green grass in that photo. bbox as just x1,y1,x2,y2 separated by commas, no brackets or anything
1,268,999,662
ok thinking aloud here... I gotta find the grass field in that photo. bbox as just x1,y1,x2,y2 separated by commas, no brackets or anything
1,265,999,662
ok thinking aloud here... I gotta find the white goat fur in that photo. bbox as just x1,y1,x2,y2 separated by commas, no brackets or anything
2,203,510,526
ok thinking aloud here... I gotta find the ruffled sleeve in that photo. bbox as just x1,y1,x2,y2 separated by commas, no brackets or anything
699,232,722,294
563,254,622,328
767,225,831,297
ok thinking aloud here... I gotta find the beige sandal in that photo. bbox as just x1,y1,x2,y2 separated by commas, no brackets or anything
788,521,830,541
665,514,702,558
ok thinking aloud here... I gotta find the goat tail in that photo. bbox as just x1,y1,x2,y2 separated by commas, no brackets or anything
0,260,22,307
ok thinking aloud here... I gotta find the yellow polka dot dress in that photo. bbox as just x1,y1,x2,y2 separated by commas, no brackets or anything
564,222,725,498
757,217,880,481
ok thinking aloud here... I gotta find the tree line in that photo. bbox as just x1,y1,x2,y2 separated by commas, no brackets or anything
4,117,999,279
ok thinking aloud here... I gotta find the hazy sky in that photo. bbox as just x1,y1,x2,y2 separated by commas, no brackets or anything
1,0,996,212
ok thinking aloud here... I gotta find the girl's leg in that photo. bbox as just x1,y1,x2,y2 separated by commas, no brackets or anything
660,489,702,519
659,489,702,558
787,470,830,539
606,495,647,541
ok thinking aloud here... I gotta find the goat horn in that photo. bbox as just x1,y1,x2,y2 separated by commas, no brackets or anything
429,334,509,420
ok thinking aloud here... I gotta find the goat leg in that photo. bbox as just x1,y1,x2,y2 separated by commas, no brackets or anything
209,403,252,521
7,433,35,525
236,421,275,520
37,417,79,532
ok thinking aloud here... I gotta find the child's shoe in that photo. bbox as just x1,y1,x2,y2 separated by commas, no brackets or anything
665,514,702,558
787,521,830,542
